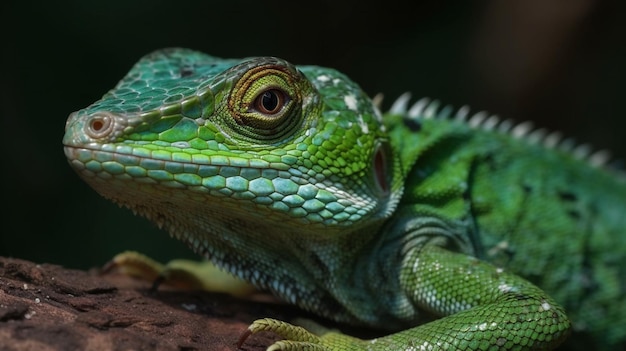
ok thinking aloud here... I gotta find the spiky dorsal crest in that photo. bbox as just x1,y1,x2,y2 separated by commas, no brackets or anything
385,92,620,172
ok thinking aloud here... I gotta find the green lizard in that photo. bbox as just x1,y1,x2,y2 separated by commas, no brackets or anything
62,48,625,350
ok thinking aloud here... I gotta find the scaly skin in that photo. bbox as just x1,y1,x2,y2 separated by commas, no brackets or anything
63,48,625,350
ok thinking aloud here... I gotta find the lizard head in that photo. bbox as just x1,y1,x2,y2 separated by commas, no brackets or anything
63,48,402,284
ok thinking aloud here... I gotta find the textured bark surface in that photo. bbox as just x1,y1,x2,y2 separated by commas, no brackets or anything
0,257,302,351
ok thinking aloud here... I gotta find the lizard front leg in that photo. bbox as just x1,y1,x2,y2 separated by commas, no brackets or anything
395,245,571,350
239,245,571,350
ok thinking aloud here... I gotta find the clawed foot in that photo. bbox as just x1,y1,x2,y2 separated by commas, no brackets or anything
102,251,256,297
237,318,364,351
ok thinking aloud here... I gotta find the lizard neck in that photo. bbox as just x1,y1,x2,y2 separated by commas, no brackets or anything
83,172,394,310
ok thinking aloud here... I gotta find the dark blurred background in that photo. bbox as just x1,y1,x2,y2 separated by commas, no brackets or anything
2,0,625,270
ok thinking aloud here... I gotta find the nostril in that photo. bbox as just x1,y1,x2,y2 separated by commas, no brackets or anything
85,112,114,139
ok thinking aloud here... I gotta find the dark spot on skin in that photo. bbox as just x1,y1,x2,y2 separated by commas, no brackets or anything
308,252,330,277
292,240,330,278
482,153,499,172
558,191,578,202
403,118,421,132
180,65,195,77
567,210,582,220
512,293,530,301
462,189,471,201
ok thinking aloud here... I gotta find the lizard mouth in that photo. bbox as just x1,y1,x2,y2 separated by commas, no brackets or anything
63,143,278,192
63,142,384,229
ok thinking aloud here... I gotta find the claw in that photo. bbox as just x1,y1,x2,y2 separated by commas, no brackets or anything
237,318,325,350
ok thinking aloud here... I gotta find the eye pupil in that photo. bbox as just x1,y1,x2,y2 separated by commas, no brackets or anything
262,91,278,111
91,120,104,131
255,89,284,114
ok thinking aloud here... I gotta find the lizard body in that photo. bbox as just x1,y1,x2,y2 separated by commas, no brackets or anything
63,48,625,350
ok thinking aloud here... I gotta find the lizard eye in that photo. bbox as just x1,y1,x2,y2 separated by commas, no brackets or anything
252,88,290,115
228,63,305,141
